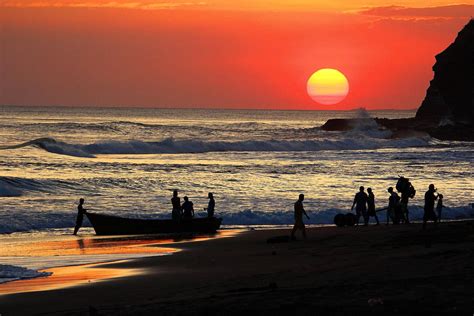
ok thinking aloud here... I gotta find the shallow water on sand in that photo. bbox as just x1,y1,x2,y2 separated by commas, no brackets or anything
0,228,240,288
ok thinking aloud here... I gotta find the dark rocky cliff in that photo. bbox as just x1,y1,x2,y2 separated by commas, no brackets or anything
416,19,474,124
322,19,474,141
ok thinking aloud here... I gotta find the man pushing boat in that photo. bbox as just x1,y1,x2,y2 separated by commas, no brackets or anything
73,198,87,235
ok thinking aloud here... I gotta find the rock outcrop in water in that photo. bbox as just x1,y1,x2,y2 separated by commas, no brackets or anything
322,19,474,141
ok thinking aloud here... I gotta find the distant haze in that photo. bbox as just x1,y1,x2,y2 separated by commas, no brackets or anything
1,1,473,110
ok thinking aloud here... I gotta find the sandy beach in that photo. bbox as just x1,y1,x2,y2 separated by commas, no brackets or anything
1,221,473,315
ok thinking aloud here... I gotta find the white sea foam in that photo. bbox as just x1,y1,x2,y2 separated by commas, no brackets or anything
0,264,51,284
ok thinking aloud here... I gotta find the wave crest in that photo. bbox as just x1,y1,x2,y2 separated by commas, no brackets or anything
1,136,431,158
0,176,79,197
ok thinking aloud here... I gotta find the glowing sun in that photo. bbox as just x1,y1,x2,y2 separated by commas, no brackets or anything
307,68,349,105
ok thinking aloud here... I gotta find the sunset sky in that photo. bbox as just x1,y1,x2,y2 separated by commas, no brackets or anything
1,1,473,110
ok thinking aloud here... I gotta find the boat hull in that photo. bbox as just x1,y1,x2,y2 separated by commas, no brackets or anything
85,212,222,235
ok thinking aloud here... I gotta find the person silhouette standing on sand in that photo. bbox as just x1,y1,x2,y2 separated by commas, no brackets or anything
367,188,380,225
291,194,309,240
436,194,444,222
205,192,215,218
423,184,438,229
73,198,87,235
387,187,400,225
396,177,415,224
171,190,182,220
182,196,195,219
351,186,369,226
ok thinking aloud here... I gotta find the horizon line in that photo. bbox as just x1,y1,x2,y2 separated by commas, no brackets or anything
0,104,419,112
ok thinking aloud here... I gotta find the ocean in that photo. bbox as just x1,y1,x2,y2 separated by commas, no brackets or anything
1,106,473,234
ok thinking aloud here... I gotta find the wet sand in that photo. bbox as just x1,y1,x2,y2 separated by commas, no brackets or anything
0,230,237,296
0,261,143,295
1,221,473,315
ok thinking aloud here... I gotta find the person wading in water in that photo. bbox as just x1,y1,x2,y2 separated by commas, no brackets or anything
171,190,182,220
73,198,87,235
182,196,195,219
205,192,215,218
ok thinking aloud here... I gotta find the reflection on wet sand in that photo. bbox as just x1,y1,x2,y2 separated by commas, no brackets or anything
0,229,242,295
0,230,240,258
0,260,142,295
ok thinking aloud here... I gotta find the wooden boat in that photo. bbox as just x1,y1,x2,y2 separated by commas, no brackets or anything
85,212,222,235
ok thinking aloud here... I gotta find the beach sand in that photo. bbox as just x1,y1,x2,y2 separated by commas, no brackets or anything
1,221,473,315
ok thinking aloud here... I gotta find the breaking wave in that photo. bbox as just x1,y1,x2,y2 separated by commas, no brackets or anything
1,136,431,158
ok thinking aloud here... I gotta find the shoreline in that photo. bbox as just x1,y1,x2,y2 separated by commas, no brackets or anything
0,229,241,295
1,221,473,315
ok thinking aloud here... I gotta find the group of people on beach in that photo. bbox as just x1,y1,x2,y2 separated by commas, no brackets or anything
350,184,443,227
171,190,215,220
73,177,444,237
291,181,445,239
351,186,379,225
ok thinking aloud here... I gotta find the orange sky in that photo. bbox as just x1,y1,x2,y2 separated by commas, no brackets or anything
1,1,473,110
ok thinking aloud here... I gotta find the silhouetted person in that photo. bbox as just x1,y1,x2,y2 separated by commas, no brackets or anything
171,190,182,220
73,198,87,235
400,192,410,224
396,177,416,224
351,186,368,225
423,184,438,229
291,194,309,240
436,194,444,222
182,196,194,219
387,187,400,225
206,192,215,218
367,188,379,225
